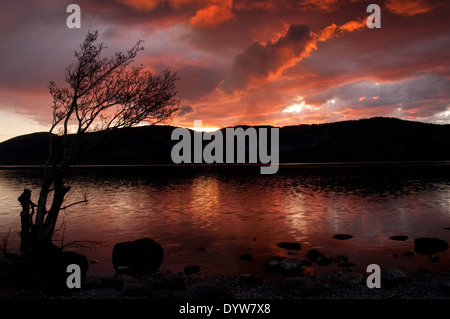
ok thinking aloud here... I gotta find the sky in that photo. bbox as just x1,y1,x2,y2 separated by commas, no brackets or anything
0,0,449,142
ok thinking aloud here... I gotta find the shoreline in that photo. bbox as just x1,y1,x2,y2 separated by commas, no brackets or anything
2,265,450,300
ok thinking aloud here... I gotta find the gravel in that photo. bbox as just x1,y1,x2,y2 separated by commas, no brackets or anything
15,268,449,300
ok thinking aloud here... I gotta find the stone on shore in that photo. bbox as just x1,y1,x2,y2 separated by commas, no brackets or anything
279,258,307,276
112,238,163,276
239,253,253,261
332,234,354,240
276,242,302,251
335,272,365,285
414,238,449,255
389,235,409,241
184,265,201,275
265,256,286,273
306,249,325,262
381,267,408,287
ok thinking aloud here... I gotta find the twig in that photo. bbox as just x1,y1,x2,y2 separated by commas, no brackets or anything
0,228,11,254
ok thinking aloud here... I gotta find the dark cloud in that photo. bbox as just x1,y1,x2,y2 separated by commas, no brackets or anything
307,74,450,113
176,64,223,100
177,104,194,116
221,24,312,93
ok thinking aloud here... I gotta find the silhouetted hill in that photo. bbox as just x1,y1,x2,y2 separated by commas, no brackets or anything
1,117,450,165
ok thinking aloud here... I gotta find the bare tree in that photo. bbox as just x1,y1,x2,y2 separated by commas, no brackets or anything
19,30,179,254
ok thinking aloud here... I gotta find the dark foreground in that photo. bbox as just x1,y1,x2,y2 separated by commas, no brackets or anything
2,267,450,300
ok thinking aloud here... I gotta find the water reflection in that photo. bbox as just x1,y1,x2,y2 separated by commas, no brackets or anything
0,164,450,276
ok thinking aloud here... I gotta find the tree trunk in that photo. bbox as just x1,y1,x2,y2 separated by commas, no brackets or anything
19,174,70,254
18,189,35,253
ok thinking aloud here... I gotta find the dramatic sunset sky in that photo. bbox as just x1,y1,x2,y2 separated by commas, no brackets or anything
0,0,449,142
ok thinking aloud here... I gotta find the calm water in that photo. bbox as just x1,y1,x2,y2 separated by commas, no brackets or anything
1,163,450,277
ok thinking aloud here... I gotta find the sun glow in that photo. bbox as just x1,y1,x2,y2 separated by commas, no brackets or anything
191,126,221,132
282,96,316,113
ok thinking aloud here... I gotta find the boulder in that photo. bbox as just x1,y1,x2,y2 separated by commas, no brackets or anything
402,251,414,257
414,238,449,255
306,249,325,262
279,258,306,276
381,268,408,287
337,261,356,268
184,265,201,275
335,272,364,285
316,256,332,266
276,242,302,251
429,255,440,263
389,235,409,241
265,256,286,273
239,253,253,261
332,234,354,240
112,238,163,276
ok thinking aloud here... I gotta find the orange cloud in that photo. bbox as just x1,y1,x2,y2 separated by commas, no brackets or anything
117,0,195,11
385,0,438,16
302,0,340,11
190,0,234,28
339,19,366,33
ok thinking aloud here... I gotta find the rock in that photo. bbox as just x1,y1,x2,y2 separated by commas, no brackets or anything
83,276,104,288
335,272,364,285
279,258,306,276
184,282,233,300
402,251,414,257
335,255,348,262
332,234,354,240
306,249,325,262
265,256,285,272
112,238,163,276
239,253,253,261
276,242,302,251
237,273,263,288
316,256,332,266
338,261,356,268
277,277,318,297
414,238,449,255
184,265,201,275
381,268,408,286
429,255,440,263
389,235,408,241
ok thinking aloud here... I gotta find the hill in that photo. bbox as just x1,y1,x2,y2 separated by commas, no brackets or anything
0,117,449,165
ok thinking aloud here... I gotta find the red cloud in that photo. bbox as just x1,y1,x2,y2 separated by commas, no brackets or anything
385,0,443,16
190,0,234,28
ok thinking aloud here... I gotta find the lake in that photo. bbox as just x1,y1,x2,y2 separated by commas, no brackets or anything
1,162,450,277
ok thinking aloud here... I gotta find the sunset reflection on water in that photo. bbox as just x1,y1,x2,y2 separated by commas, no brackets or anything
1,164,450,277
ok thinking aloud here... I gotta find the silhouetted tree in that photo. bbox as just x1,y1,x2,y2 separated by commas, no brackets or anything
19,30,179,254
